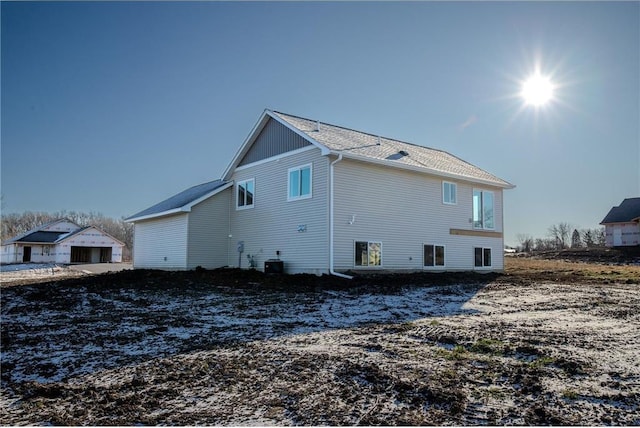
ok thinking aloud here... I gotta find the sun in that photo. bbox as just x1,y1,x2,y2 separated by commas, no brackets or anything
521,73,555,107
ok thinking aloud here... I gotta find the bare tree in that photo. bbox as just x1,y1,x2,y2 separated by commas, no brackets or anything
548,222,572,250
517,233,534,252
571,229,582,248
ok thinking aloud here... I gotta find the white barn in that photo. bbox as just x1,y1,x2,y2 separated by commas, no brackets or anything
1,219,125,264
127,110,514,274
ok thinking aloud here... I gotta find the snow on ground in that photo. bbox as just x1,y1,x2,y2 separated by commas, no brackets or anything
0,263,86,285
1,272,639,425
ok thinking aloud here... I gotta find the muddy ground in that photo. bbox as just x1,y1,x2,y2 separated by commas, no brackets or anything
1,258,639,425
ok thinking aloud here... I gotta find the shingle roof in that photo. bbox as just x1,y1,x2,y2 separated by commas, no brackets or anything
601,197,640,224
127,180,230,222
15,231,70,243
271,111,514,188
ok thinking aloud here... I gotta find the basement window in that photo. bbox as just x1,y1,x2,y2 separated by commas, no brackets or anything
474,247,492,267
424,244,445,267
355,241,382,267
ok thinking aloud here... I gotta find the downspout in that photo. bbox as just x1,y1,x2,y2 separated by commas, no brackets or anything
329,154,353,279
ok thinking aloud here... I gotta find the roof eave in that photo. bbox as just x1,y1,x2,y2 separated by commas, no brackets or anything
125,207,190,223
333,151,515,189
126,181,233,223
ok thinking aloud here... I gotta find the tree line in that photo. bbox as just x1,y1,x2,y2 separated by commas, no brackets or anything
1,211,134,259
516,222,606,252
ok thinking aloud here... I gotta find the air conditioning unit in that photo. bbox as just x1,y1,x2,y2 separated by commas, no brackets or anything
264,259,284,274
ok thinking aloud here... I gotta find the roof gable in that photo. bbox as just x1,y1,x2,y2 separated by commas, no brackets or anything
126,180,232,222
601,197,640,224
57,226,125,246
238,117,312,166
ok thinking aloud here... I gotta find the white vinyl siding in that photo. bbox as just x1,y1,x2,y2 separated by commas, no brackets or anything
229,147,329,274
133,214,188,269
333,158,504,271
187,187,231,269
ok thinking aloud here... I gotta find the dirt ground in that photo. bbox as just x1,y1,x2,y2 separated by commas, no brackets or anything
1,256,639,425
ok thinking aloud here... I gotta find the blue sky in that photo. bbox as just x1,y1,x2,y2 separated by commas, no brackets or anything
2,1,638,246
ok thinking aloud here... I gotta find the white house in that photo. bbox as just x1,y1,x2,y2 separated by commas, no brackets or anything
127,110,514,274
600,197,640,247
1,219,125,264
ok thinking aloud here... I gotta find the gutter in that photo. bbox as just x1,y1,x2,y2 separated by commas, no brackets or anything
329,154,353,279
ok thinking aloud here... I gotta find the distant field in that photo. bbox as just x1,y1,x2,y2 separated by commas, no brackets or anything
505,256,640,284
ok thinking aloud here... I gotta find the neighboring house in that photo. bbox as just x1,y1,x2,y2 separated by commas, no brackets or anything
600,197,640,247
1,219,125,264
127,110,514,274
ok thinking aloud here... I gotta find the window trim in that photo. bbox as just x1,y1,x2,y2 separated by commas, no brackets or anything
236,178,255,210
287,163,313,202
474,247,492,268
354,240,383,268
473,189,495,230
442,181,457,205
423,243,446,268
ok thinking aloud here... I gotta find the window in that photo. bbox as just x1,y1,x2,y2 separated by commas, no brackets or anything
288,164,312,201
43,245,50,256
237,179,255,209
474,247,492,267
424,244,445,267
355,241,382,267
473,190,495,229
443,182,457,205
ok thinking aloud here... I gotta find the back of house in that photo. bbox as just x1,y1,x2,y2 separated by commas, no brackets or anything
127,110,514,274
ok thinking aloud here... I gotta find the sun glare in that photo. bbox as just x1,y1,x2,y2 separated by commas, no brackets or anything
521,73,554,107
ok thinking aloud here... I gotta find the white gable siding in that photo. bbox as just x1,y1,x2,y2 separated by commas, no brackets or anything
187,187,231,269
41,221,79,232
133,214,188,269
332,158,504,272
229,147,329,274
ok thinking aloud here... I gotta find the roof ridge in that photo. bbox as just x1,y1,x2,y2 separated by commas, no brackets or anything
272,110,449,155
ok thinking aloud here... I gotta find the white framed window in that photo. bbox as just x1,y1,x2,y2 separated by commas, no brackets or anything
474,247,492,267
424,244,445,267
443,181,457,205
288,164,312,201
355,241,382,267
43,245,50,256
236,178,255,209
473,189,495,230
